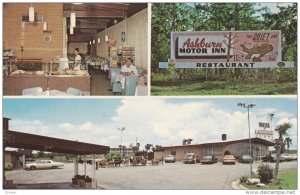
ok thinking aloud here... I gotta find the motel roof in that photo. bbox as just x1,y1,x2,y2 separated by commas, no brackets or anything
4,130,109,155
161,137,274,150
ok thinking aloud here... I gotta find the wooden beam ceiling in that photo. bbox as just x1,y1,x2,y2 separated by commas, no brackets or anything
70,22,107,29
63,10,127,18
63,3,147,42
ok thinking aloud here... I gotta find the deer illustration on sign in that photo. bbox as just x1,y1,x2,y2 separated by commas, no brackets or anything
239,43,274,62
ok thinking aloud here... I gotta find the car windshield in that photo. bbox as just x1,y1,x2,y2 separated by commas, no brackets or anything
203,156,212,159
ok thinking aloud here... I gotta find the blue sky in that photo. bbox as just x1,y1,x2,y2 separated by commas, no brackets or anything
3,97,297,149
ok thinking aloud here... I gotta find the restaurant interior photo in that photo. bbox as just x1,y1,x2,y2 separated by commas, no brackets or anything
3,3,149,96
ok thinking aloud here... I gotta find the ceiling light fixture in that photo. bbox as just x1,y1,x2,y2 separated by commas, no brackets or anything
105,18,109,43
121,4,126,42
70,26,74,34
29,3,35,22
43,22,48,31
70,12,76,27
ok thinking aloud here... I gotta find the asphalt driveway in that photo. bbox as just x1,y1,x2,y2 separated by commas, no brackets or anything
5,161,297,189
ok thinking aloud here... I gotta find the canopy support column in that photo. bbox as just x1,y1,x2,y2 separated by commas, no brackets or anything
74,155,79,176
92,154,96,189
84,155,87,178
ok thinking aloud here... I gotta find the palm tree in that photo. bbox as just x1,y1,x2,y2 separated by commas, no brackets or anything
274,122,292,179
285,137,292,152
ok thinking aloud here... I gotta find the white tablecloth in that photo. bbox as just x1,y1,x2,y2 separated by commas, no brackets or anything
22,90,73,96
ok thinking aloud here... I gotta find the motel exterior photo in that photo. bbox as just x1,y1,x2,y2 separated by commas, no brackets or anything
154,137,274,162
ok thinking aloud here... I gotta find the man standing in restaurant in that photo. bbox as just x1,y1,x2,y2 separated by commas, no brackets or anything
121,58,138,76
73,48,81,70
116,58,138,88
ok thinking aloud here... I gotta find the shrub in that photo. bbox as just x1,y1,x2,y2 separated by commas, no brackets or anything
74,174,81,179
240,176,248,184
85,176,92,183
258,164,274,183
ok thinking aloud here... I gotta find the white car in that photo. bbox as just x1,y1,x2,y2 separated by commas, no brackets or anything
25,160,64,170
281,153,297,161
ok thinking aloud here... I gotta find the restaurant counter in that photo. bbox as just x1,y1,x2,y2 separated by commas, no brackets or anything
4,74,90,95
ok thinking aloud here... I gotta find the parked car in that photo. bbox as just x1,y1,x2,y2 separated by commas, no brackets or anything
201,155,218,164
239,155,253,163
281,153,297,161
182,153,200,164
262,154,285,162
222,155,236,165
25,158,36,164
164,155,176,163
24,160,64,170
271,154,285,162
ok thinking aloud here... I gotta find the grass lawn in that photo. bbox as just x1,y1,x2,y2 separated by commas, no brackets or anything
151,81,297,95
244,170,297,190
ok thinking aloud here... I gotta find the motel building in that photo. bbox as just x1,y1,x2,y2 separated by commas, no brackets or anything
154,135,274,162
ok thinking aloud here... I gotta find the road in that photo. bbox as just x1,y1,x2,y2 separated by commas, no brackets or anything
5,161,297,190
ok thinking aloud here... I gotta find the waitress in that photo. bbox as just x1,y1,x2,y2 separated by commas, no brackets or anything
72,48,81,70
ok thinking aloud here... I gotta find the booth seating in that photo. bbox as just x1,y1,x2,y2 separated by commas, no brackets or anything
111,68,122,93
110,67,121,86
66,87,83,96
124,76,139,96
110,67,145,96
22,87,43,95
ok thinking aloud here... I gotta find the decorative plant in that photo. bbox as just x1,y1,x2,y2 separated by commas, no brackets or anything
85,176,92,183
86,160,93,165
258,164,274,183
74,174,81,179
78,159,84,164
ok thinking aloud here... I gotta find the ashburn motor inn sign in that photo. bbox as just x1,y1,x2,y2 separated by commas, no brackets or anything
159,31,294,68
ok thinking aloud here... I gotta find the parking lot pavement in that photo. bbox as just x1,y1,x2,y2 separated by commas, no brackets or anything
5,161,297,190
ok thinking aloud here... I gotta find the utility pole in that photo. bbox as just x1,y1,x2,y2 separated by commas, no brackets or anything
118,127,125,158
238,102,256,178
269,113,275,141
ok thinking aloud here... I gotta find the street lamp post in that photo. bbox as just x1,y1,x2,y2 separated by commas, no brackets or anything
269,113,275,141
118,127,125,157
238,102,256,178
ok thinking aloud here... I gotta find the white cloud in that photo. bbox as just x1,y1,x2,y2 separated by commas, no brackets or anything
7,99,297,150
79,121,93,131
58,123,74,131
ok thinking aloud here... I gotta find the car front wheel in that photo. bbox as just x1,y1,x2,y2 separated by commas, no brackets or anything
30,166,36,170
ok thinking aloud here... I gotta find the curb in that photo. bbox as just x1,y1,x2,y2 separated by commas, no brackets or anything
231,180,248,190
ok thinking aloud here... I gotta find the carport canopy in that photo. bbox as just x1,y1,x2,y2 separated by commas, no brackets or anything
4,130,109,155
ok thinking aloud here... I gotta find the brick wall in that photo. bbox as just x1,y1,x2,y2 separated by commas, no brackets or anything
3,3,64,61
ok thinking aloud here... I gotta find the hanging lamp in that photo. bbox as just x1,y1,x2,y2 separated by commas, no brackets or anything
121,4,126,42
70,13,76,27
70,26,74,34
29,4,34,22
105,18,109,43
43,22,48,31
